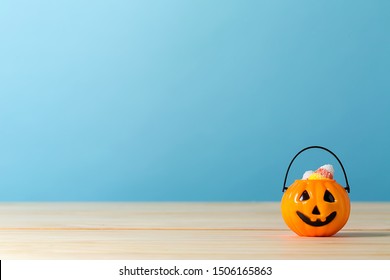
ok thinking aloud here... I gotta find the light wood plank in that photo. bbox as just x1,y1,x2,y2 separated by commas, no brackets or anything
0,202,389,259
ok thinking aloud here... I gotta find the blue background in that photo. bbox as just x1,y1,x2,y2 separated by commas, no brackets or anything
0,1,389,201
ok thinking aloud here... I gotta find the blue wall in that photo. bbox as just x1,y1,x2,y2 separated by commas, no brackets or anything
0,1,389,201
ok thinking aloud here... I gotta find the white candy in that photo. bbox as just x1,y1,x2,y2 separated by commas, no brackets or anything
302,170,314,180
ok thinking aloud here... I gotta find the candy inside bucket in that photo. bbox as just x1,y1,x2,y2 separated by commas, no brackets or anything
302,164,334,180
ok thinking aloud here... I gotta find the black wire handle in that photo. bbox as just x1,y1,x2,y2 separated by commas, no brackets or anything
282,146,350,193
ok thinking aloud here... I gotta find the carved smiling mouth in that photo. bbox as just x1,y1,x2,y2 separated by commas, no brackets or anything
296,211,337,227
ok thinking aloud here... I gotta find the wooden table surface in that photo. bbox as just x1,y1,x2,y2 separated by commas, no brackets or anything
0,202,389,259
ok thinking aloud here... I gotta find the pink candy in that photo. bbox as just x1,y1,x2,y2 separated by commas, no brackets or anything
315,166,334,179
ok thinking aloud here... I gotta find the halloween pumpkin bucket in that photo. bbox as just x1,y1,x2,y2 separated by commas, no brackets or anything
281,146,351,237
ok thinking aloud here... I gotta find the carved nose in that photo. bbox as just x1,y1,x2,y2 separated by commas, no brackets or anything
312,206,320,215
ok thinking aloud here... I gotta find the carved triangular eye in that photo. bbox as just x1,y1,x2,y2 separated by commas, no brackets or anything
324,190,335,202
299,190,310,201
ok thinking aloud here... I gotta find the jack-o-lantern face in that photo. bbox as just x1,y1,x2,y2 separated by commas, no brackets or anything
281,179,350,237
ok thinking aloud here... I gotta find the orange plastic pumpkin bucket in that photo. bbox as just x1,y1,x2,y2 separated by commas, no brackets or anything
281,146,351,237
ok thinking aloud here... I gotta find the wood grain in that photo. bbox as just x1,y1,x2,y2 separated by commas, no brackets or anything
0,202,389,259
